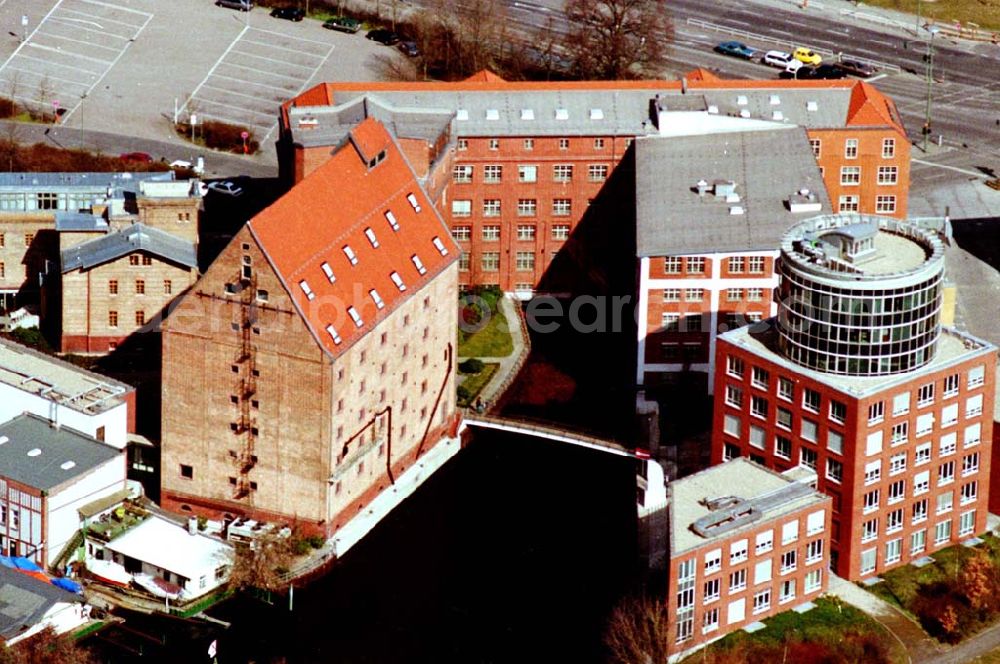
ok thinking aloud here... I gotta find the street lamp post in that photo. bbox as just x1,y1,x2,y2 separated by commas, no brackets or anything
922,26,940,152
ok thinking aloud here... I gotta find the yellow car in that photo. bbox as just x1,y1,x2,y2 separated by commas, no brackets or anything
793,47,823,65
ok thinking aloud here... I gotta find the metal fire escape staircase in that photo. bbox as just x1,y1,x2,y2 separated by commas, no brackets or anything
232,271,258,501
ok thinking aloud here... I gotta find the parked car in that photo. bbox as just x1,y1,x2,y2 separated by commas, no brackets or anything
713,41,757,59
781,63,845,80
119,152,153,163
322,17,361,33
270,7,304,21
763,50,796,68
792,47,823,65
833,59,877,78
206,181,244,197
366,29,400,46
397,40,420,57
216,0,253,11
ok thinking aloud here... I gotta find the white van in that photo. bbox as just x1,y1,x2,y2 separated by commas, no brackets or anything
763,50,795,68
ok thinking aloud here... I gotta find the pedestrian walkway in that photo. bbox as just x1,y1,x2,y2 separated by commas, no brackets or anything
457,295,529,407
828,572,943,663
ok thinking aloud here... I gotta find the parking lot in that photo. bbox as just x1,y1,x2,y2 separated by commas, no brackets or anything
184,25,335,139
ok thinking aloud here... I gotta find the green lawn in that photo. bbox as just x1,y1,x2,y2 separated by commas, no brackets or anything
860,0,1000,31
458,309,513,358
457,362,499,407
682,597,906,663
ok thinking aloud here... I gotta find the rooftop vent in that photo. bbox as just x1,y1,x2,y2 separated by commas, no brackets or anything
703,496,741,511
555,108,569,120
736,95,748,106
0,436,7,445
788,190,822,213
725,193,741,203
769,94,781,105
713,180,737,198
456,109,469,121
729,205,745,215
61,461,76,470
520,108,534,120
806,100,819,112
590,108,604,120
696,179,709,196
739,109,751,118
485,108,500,121
27,448,41,457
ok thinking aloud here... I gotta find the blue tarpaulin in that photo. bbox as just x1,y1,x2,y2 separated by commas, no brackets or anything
11,557,43,573
51,577,83,594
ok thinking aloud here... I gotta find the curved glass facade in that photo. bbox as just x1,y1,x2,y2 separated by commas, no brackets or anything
776,216,945,377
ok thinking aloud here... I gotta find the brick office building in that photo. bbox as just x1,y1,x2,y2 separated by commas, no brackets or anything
160,119,461,535
277,71,910,297
711,215,996,580
667,458,830,661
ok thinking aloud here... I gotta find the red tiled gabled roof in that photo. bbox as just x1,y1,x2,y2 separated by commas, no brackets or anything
463,69,508,83
846,81,905,133
249,119,459,357
349,117,392,164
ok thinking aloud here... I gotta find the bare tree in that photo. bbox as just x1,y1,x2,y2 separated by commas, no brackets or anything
0,626,98,664
564,0,673,80
36,74,54,122
371,52,419,82
227,533,292,594
604,594,671,664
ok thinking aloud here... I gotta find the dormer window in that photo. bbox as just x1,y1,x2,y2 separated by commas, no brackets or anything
432,236,448,256
325,324,342,345
385,210,399,231
299,280,315,301
365,227,379,248
370,289,385,309
407,193,421,213
555,108,569,120
485,109,500,120
456,109,469,121
520,109,534,120
343,245,358,265
347,307,363,327
390,271,406,291
589,108,604,120
737,95,748,106
321,262,336,283
411,254,427,275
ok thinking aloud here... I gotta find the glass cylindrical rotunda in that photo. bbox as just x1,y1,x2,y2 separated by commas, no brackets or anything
776,215,945,377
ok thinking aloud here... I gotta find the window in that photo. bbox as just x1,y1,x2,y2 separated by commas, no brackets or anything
882,138,896,158
961,481,978,506
781,550,797,574
518,165,537,182
685,288,703,301
129,255,140,266
483,199,501,216
727,257,745,273
940,432,957,457
662,288,681,302
553,164,573,182
458,253,470,271
877,166,898,185
806,539,823,564
453,165,473,183
966,394,984,418
755,530,773,555
911,529,926,555
802,388,820,413
893,392,911,416
747,256,765,274
488,138,499,150
552,224,570,241
108,311,118,327
860,547,878,575
827,430,843,455
868,430,883,455
936,491,954,515
751,366,769,390
891,422,908,446
588,164,609,182
965,423,982,448
481,252,500,272
915,443,931,466
943,373,959,398
778,378,794,401
522,139,533,150
863,490,880,514
725,385,743,408
729,568,746,593
801,418,817,443
876,195,897,213
730,539,748,564
180,464,193,479
164,280,173,295
959,510,976,537
751,396,768,420
675,558,696,644
752,589,771,615
663,257,682,274
808,138,821,157
552,199,571,216
452,226,472,241
800,447,817,470
687,257,705,273
515,252,535,271
109,279,118,295
516,199,537,217
838,195,859,212
806,510,824,535
726,288,743,302
841,166,861,185
727,598,745,625
483,164,502,183
912,498,928,524
886,538,902,564
775,436,792,460
727,355,744,378
889,453,907,476
938,461,955,486
868,401,884,425
704,548,722,574
826,400,846,425
864,460,881,485
826,458,843,483
135,311,145,326
482,225,501,241
777,407,792,431
935,519,952,545
804,569,822,593
594,138,605,149
780,579,796,604
969,365,985,388
135,279,145,295
704,578,721,603
845,138,858,158
942,403,959,428
142,255,152,266
962,452,980,477
887,508,904,533
862,518,878,542
558,138,569,150
662,313,680,331
702,608,719,634
754,559,772,586
914,470,930,495
514,224,537,241
781,520,798,545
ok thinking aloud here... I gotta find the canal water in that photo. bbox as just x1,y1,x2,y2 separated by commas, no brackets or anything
85,429,638,663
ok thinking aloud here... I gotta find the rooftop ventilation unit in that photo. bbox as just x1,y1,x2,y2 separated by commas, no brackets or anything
725,193,741,203
713,180,736,198
707,105,719,114
456,109,469,121
729,206,745,215
696,179,709,196
736,95,748,106
772,110,784,121
770,94,781,105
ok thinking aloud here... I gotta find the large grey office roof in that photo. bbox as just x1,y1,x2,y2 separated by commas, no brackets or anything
292,96,453,149
0,413,121,491
0,564,79,641
669,457,827,555
635,127,831,256
0,337,132,415
61,223,197,273
0,171,174,193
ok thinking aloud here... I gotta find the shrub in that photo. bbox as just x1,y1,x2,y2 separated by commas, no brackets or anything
456,385,472,403
459,358,485,374
176,120,259,154
291,538,312,556
4,327,50,352
306,535,325,549
197,515,208,531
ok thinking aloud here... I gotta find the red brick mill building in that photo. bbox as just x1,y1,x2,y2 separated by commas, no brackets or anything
712,214,996,580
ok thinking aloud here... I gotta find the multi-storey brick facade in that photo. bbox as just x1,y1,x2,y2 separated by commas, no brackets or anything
160,119,461,536
711,216,996,580
667,458,830,661
278,70,909,298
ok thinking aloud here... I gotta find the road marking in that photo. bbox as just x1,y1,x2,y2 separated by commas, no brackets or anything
911,159,992,179
201,83,286,104
0,0,67,75
34,32,122,53
210,73,297,94
217,61,305,82
179,24,250,120
4,65,93,87
229,49,316,69
248,26,333,48
76,0,150,16
51,13,104,29
16,53,99,74
240,38,328,58
62,6,142,29
27,42,111,65
47,17,131,38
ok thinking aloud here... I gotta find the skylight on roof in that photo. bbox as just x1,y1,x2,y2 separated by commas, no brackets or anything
769,94,781,105
432,237,448,256
772,110,784,121
485,109,500,120
370,289,385,309
456,109,469,121
407,193,421,213
385,210,400,231
807,100,818,112
299,280,315,300
325,324,342,345
347,307,363,327
0,436,7,445
739,109,751,118
343,245,358,265
390,271,406,291
589,108,604,120
737,95,748,106
365,227,379,248
521,109,534,120
61,461,76,470
321,262,336,283
27,448,41,457
411,254,427,275
555,108,569,120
